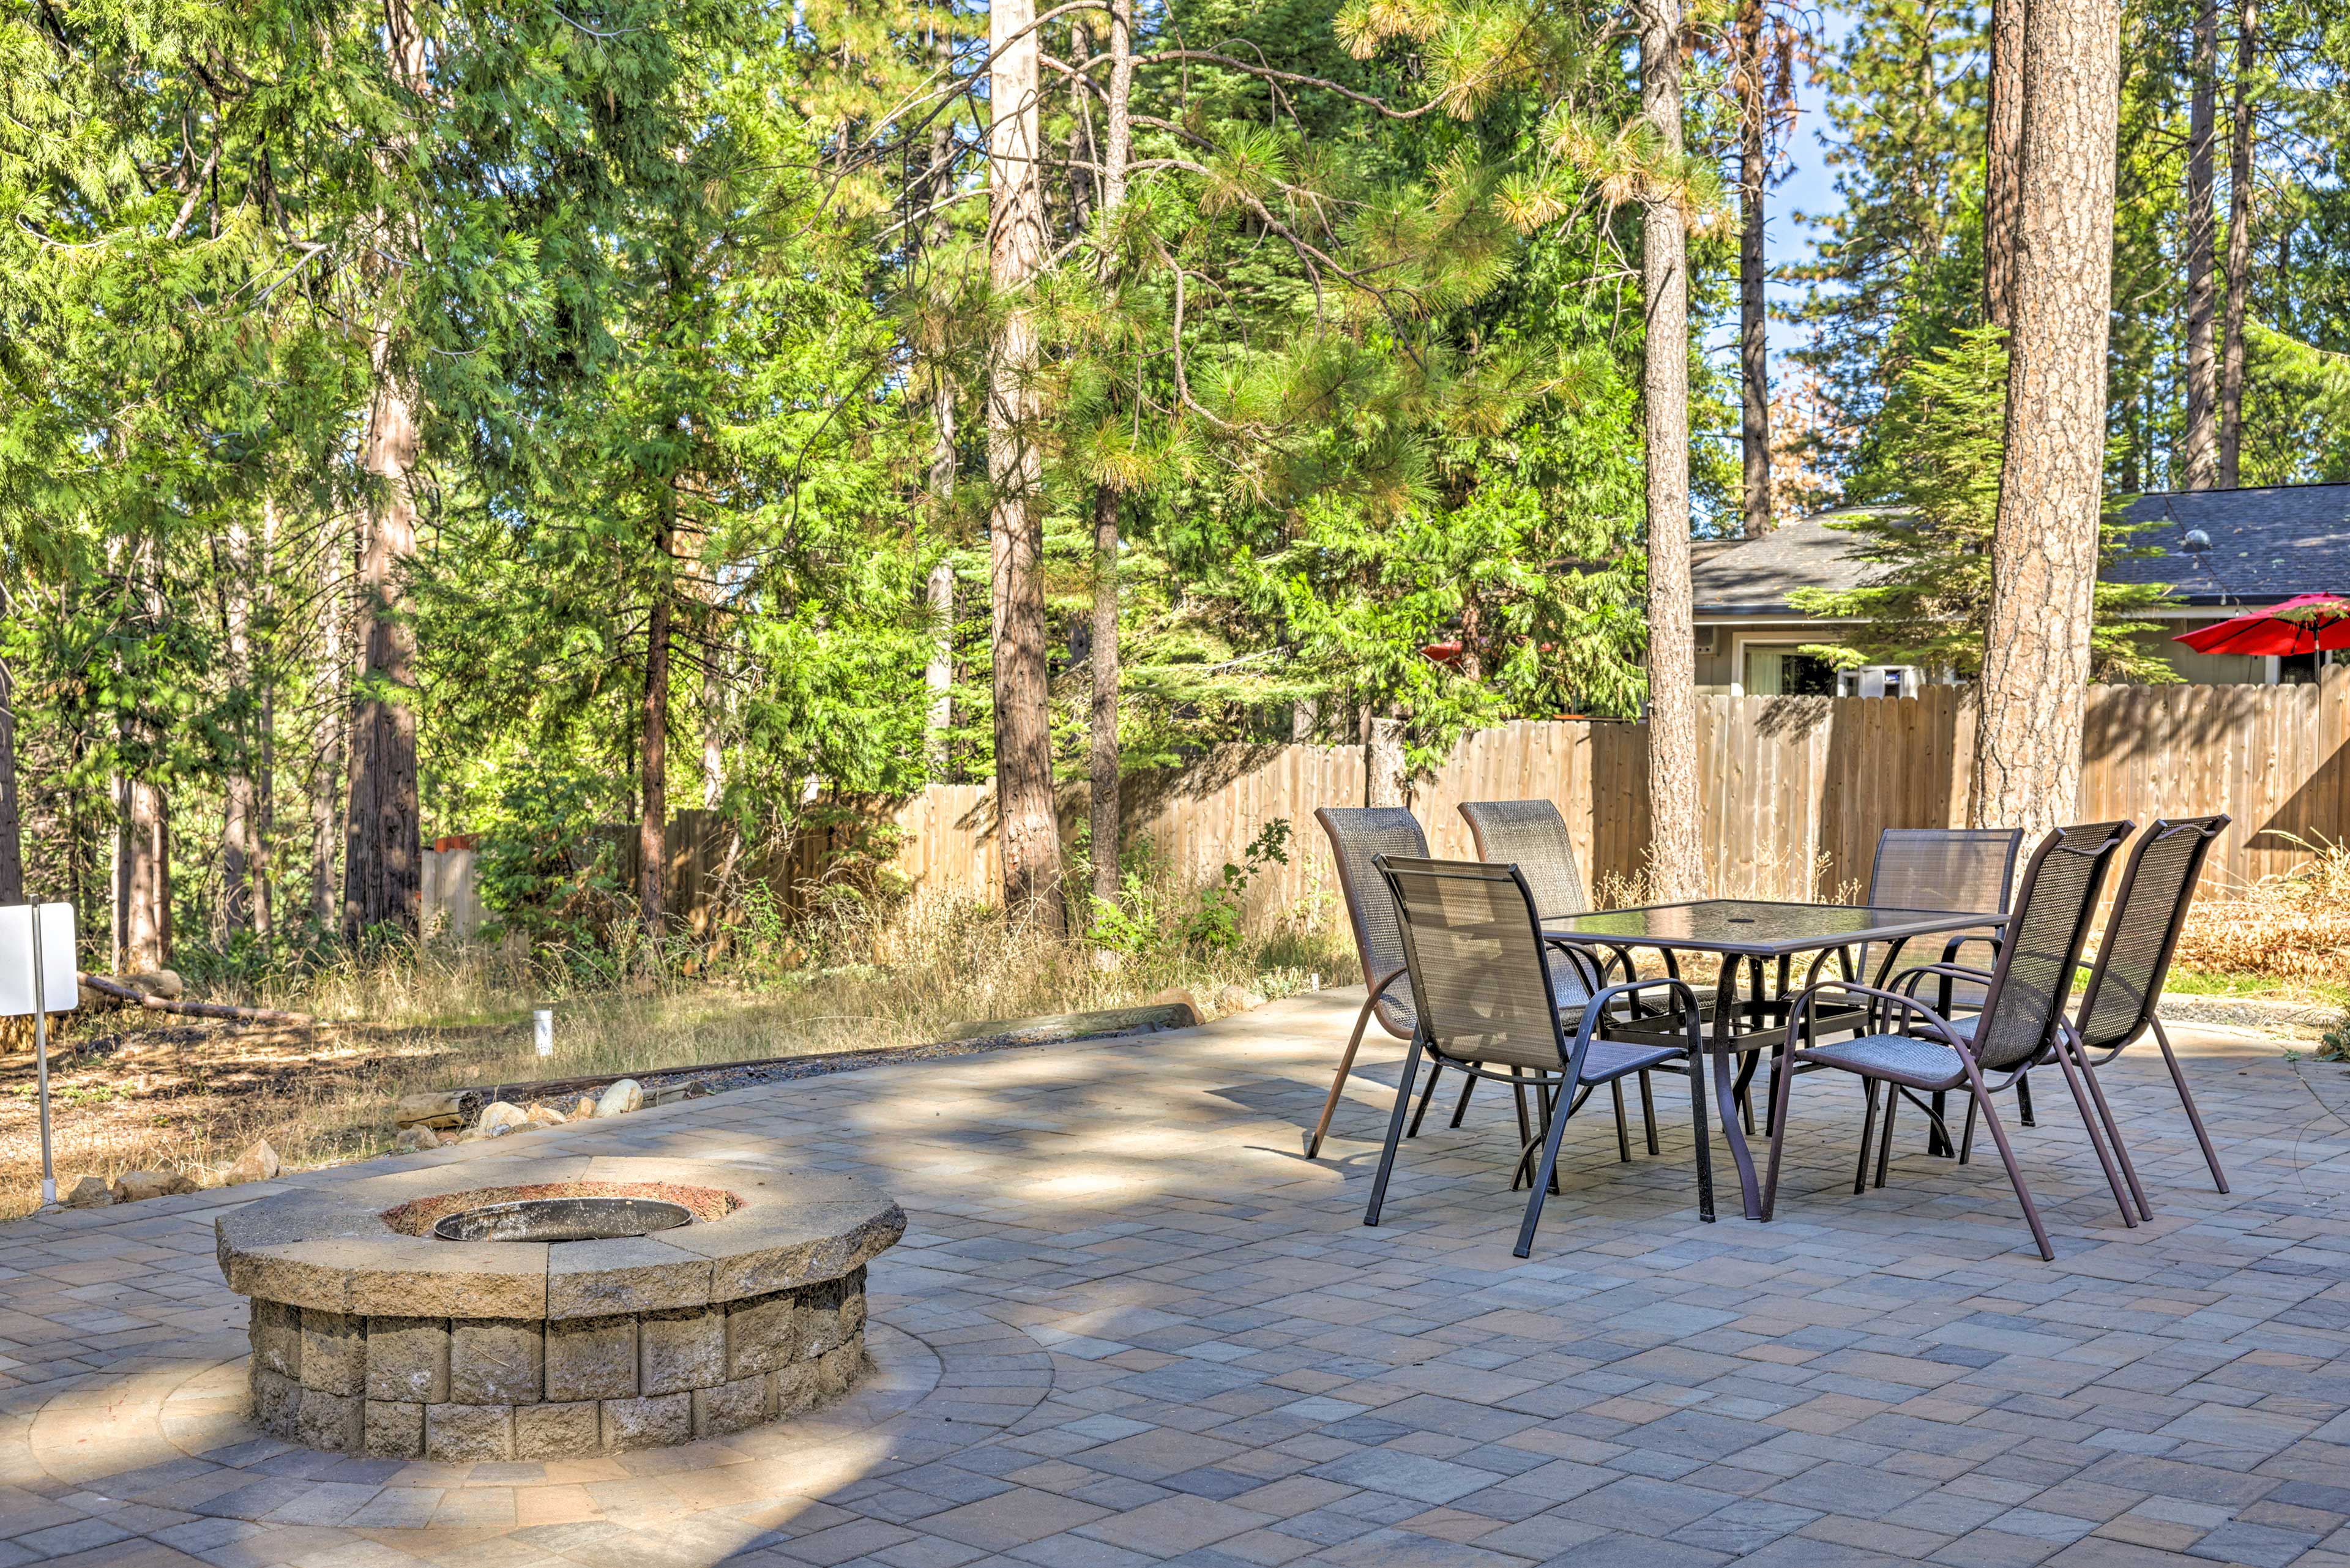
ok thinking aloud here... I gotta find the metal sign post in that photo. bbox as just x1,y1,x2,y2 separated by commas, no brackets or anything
2,903,78,1211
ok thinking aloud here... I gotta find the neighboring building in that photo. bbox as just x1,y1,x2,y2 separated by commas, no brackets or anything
1690,482,2350,695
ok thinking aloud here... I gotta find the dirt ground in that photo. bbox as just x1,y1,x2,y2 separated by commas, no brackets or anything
0,1010,515,1212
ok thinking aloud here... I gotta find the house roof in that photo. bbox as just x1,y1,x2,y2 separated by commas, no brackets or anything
1690,510,1892,616
2111,483,2350,603
1690,483,2350,616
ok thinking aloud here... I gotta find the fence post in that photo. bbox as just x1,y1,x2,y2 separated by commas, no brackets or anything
1367,719,1406,808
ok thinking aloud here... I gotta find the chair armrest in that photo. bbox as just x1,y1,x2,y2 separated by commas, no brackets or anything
1783,977,1972,1054
1568,977,1704,1060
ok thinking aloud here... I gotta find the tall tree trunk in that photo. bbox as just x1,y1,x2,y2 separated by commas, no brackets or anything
1983,0,2026,330
0,648,20,904
1972,0,2120,841
120,772,169,973
1737,0,1771,538
312,509,346,928
252,501,275,947
987,0,1064,931
343,349,423,942
343,2,428,943
1640,0,1703,902
2217,0,2258,487
1088,0,1133,916
702,631,725,810
640,494,674,938
219,512,255,939
2180,0,2220,488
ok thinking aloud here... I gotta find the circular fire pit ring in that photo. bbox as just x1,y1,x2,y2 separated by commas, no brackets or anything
214,1155,904,1462
433,1195,693,1243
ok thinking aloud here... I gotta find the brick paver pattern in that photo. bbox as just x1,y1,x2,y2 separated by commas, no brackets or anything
1,988,2347,1568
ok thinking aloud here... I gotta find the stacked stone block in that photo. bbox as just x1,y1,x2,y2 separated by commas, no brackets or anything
248,1266,868,1459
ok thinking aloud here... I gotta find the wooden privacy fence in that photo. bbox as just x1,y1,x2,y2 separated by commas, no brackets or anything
433,668,2349,935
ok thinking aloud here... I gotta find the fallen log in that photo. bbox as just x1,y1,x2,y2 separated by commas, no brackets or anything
396,1001,1199,1127
76,973,315,1027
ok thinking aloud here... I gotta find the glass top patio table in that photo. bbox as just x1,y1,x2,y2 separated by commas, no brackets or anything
1545,898,2007,958
1540,898,2009,1224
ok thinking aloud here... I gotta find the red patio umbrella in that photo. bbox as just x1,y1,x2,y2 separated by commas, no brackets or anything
2173,593,2350,657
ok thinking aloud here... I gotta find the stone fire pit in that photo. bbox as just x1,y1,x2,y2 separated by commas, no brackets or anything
214,1154,904,1460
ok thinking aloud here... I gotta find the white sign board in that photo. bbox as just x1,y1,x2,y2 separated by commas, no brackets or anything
0,903,78,1017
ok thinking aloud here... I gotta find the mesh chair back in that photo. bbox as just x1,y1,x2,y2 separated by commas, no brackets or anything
1870,828,2024,914
1315,807,1428,1039
1459,801,1590,920
2075,816,2229,1055
1376,856,1570,1073
1968,821,2132,1073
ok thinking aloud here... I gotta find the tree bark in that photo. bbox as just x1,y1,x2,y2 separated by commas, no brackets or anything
1639,0,1703,902
1738,0,1771,539
0,647,20,905
120,775,170,973
2217,0,2258,487
312,508,346,928
1983,0,2026,331
251,500,275,946
2180,0,2220,488
640,494,674,938
1089,491,1121,913
1087,0,1133,916
219,511,255,939
343,1,428,943
343,348,423,942
987,0,1065,932
1972,0,2119,842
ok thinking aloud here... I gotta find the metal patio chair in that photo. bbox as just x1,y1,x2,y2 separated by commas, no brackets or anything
1762,821,2134,1261
1312,807,1644,1162
1362,855,1706,1257
1306,807,1428,1160
1457,799,1703,1154
2048,815,2235,1206
1821,827,2024,1151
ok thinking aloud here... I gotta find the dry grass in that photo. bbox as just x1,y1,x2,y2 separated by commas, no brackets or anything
0,885,1351,1220
2173,835,2350,999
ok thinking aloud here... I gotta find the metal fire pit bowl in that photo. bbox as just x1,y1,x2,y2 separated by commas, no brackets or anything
432,1195,692,1244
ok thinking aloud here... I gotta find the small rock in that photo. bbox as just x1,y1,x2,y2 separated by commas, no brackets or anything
524,1102,567,1127
395,1090,464,1129
111,1168,196,1203
570,1096,599,1121
1214,984,1267,1016
395,1125,441,1152
62,1174,116,1208
476,1101,530,1137
453,1126,488,1143
223,1139,280,1186
595,1079,644,1118
191,1165,228,1189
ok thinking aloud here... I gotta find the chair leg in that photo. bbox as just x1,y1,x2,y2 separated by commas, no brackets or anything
1308,995,1378,1160
2073,1045,2151,1220
1510,1067,1533,1152
2048,1036,2137,1227
1639,1070,1660,1155
1611,1079,1631,1163
2153,1017,2230,1193
1928,1090,1951,1157
1959,1093,1979,1165
1449,1071,1477,1129
1513,1066,1580,1258
2015,1071,2037,1127
1408,1062,1442,1138
1963,1067,2055,1261
1873,1089,1898,1189
1363,1038,1427,1228
1853,1078,1881,1195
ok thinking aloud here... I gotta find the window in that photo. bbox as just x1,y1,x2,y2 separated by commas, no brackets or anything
1742,646,1838,696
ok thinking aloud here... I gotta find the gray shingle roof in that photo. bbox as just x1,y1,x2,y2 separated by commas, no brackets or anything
2112,483,2350,603
1690,484,2350,614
